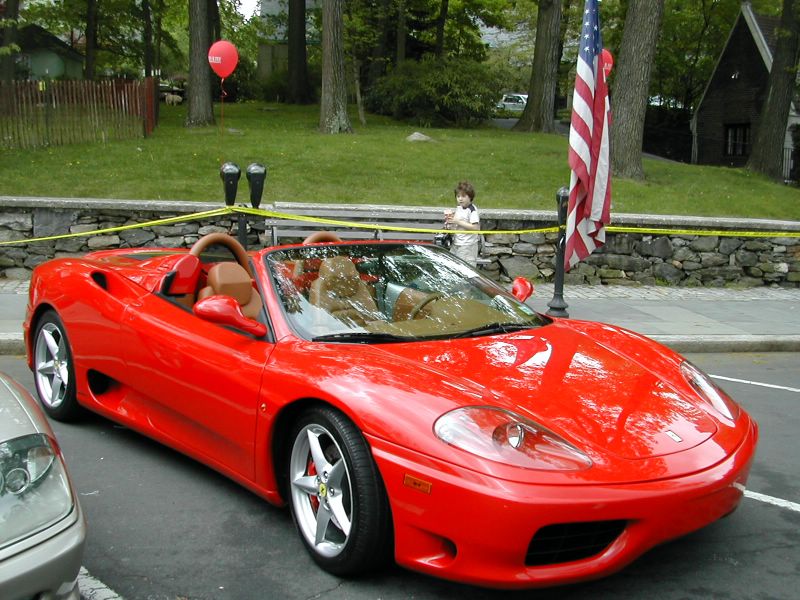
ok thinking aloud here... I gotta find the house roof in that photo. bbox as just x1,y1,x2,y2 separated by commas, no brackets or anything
750,12,782,60
743,4,780,69
0,24,84,62
691,3,796,129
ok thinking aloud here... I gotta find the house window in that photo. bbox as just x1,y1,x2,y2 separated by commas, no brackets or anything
724,124,750,156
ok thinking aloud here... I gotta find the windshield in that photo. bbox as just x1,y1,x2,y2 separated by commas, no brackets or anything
265,243,547,342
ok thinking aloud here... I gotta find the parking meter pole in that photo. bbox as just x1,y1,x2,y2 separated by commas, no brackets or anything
547,187,570,318
240,163,268,251
219,162,244,247
237,213,248,249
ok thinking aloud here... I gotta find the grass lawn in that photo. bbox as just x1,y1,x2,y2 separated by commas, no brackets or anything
1,101,799,221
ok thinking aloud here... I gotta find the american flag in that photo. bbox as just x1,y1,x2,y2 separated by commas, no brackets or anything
564,0,611,271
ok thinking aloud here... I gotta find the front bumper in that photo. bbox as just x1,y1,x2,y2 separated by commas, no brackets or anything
0,502,86,600
369,418,758,590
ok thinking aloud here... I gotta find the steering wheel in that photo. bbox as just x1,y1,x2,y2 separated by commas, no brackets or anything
303,231,342,244
408,293,444,320
189,233,253,278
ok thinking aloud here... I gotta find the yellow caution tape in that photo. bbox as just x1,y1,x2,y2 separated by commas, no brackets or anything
0,207,232,246
0,204,797,246
606,225,800,238
233,206,559,235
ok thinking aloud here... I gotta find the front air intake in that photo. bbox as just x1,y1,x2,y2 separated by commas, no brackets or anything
525,520,627,566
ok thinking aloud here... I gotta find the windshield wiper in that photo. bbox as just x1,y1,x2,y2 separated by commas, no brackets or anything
311,332,413,344
452,322,536,339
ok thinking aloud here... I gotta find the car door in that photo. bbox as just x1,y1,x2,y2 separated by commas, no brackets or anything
120,293,274,481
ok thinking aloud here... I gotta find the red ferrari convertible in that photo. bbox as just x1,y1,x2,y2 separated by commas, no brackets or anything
24,232,758,589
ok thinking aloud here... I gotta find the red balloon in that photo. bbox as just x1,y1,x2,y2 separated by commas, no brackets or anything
511,277,534,302
601,48,614,78
208,40,239,79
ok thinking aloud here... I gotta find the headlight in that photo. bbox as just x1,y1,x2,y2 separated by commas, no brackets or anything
0,433,74,549
434,406,592,471
681,361,740,421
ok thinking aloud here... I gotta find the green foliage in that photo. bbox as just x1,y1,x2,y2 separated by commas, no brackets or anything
261,68,290,103
366,57,501,126
258,60,322,103
0,44,20,58
597,0,783,112
1,102,798,219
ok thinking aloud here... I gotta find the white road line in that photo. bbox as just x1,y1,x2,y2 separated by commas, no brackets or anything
710,374,800,394
78,567,125,600
744,490,800,513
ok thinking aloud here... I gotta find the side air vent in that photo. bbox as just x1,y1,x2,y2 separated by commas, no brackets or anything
87,370,116,395
91,272,108,290
525,520,627,566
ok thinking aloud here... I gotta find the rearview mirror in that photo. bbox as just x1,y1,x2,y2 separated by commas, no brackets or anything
194,295,267,337
511,277,534,302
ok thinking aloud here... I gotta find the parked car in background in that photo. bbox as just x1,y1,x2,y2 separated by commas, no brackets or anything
159,82,183,102
496,93,528,112
0,372,86,600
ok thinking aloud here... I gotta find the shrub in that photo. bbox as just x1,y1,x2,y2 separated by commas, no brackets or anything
366,57,501,127
212,59,260,102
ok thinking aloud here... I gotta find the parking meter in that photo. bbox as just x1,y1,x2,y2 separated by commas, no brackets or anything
220,162,241,206
246,163,267,209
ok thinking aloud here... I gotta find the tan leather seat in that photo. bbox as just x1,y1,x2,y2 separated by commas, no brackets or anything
197,262,263,319
309,256,380,326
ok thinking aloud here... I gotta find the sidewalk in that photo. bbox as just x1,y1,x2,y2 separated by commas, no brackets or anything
1,279,799,354
529,283,800,352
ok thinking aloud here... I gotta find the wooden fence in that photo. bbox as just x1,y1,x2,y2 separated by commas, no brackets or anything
0,78,156,150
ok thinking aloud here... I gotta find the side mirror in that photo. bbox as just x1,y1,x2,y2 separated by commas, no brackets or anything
193,295,267,337
511,277,534,302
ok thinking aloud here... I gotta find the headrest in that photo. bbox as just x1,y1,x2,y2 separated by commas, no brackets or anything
207,262,253,305
318,256,360,298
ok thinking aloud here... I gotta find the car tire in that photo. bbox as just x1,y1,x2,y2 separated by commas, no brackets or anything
33,310,81,421
287,406,392,576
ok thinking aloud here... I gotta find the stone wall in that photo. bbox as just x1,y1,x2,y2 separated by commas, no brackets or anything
1,196,798,288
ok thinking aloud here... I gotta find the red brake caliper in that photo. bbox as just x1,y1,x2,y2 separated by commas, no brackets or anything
307,458,320,511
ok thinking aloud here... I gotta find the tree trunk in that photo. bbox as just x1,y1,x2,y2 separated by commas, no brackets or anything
208,0,221,44
610,0,665,180
367,0,392,87
0,0,20,82
142,0,157,122
397,0,407,64
434,0,449,57
142,0,154,78
154,0,164,120
320,0,352,134
186,0,214,127
287,0,312,103
557,0,574,89
84,0,98,80
513,0,562,133
352,57,366,126
747,0,800,181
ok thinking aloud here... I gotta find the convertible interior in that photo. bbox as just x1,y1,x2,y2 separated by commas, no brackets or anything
155,231,539,340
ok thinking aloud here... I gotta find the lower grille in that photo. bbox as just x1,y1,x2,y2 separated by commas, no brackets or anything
525,520,627,566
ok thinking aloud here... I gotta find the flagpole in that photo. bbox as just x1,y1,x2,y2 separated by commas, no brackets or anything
547,187,569,318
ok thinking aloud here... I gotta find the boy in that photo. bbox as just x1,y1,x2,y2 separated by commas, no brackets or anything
445,180,481,267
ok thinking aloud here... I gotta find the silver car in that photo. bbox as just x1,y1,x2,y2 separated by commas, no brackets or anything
496,93,528,112
0,372,86,600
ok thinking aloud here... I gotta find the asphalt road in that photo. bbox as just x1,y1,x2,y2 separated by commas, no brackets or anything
2,353,798,600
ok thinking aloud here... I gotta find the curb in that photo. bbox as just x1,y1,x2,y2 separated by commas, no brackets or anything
651,335,800,354
0,334,24,356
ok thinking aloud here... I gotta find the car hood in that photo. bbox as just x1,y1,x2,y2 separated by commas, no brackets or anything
373,320,718,462
0,375,45,440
